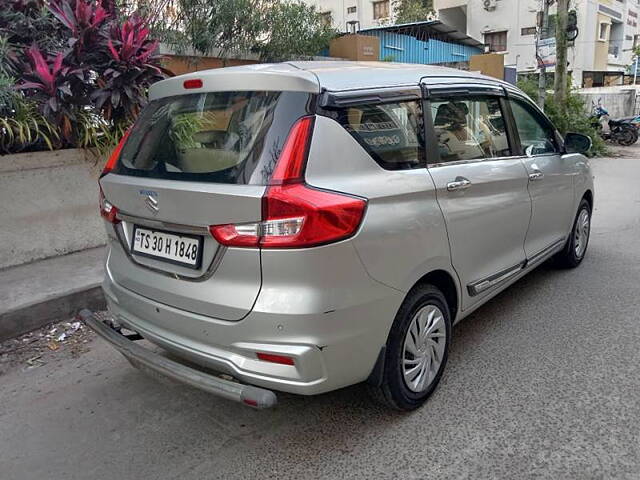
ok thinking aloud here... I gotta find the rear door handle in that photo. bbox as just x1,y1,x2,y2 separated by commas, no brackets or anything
447,176,472,192
529,171,544,181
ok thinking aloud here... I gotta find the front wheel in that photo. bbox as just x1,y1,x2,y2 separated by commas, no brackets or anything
555,199,591,268
370,284,451,411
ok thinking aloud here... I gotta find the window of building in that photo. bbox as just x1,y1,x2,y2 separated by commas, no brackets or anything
508,99,558,156
430,97,511,163
598,22,610,41
324,100,425,170
347,6,357,14
373,0,390,20
320,11,332,27
484,31,508,52
521,27,537,36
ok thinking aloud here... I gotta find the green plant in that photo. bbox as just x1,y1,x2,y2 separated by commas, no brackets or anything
393,0,433,24
0,96,59,153
170,113,205,149
256,1,337,62
0,0,168,154
517,76,607,156
163,0,337,61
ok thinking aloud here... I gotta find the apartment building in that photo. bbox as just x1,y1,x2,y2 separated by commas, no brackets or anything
434,0,640,86
305,0,398,31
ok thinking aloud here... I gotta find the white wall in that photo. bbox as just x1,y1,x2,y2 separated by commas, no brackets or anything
304,0,396,32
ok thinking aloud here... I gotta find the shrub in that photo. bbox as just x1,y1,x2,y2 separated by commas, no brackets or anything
0,0,168,154
517,77,607,156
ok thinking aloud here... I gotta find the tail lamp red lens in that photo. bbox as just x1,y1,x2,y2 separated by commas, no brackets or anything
99,187,120,224
209,116,367,249
101,129,131,176
256,352,295,366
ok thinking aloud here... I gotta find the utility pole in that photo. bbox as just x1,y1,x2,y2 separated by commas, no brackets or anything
537,0,551,110
554,0,569,119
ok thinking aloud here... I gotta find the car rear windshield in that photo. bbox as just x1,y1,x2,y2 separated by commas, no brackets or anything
114,91,315,185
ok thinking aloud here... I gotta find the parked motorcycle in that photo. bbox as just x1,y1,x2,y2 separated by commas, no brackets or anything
590,105,639,146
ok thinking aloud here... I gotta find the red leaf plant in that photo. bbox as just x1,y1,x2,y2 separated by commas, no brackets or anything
18,44,83,139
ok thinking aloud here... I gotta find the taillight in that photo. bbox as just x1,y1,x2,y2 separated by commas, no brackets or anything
209,116,367,249
101,129,131,177
99,186,120,224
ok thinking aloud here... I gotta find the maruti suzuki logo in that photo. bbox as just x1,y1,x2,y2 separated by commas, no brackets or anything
140,190,159,214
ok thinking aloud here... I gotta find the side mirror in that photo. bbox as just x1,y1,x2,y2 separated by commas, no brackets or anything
564,132,592,154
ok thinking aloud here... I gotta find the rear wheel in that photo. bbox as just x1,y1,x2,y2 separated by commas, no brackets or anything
370,285,451,411
555,199,591,268
616,126,637,146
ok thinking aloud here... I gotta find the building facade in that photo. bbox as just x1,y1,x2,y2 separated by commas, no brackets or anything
305,0,399,32
435,0,640,87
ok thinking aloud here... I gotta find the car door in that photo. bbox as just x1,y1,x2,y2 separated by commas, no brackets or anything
506,95,575,262
424,85,532,310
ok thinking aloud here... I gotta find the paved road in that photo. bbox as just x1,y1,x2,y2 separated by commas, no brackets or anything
2,153,640,480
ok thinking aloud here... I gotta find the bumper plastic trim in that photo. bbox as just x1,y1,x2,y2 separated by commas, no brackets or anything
79,309,277,409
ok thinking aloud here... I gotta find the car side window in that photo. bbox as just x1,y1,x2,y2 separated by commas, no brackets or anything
509,98,558,156
429,96,511,164
323,100,425,170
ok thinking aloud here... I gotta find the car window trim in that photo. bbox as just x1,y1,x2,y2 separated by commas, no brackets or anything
318,86,422,109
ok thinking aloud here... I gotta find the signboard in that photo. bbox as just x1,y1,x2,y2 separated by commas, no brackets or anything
537,37,556,68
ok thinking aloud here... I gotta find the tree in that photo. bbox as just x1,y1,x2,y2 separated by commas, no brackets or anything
257,1,336,62
393,0,433,24
554,0,569,119
165,0,336,61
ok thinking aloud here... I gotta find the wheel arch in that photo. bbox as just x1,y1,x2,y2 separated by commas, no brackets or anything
582,189,593,210
367,268,459,389
412,269,460,323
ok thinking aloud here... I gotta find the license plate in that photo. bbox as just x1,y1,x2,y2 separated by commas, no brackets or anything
131,226,203,269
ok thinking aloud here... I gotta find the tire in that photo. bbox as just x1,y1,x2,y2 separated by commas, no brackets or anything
555,199,591,268
370,284,452,411
616,127,636,146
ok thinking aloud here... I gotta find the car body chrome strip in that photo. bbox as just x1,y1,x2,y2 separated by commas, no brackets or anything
525,238,566,267
118,213,210,235
468,261,526,297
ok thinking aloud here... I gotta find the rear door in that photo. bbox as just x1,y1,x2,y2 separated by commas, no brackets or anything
100,90,314,320
506,94,575,262
423,84,532,310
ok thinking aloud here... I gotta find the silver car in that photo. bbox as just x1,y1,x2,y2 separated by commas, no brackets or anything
88,62,594,410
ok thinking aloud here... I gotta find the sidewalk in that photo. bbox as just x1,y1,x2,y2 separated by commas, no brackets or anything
0,247,106,340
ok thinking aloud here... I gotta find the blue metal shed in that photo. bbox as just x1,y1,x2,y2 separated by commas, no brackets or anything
357,20,484,65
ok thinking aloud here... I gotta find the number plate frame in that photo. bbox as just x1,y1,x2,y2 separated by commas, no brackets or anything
131,225,204,270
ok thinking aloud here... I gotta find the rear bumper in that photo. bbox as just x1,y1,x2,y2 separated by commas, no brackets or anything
79,309,277,409
102,254,404,395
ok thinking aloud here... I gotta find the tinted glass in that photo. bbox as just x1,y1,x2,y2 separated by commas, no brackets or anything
509,99,558,156
115,91,314,185
430,96,511,163
322,101,425,170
